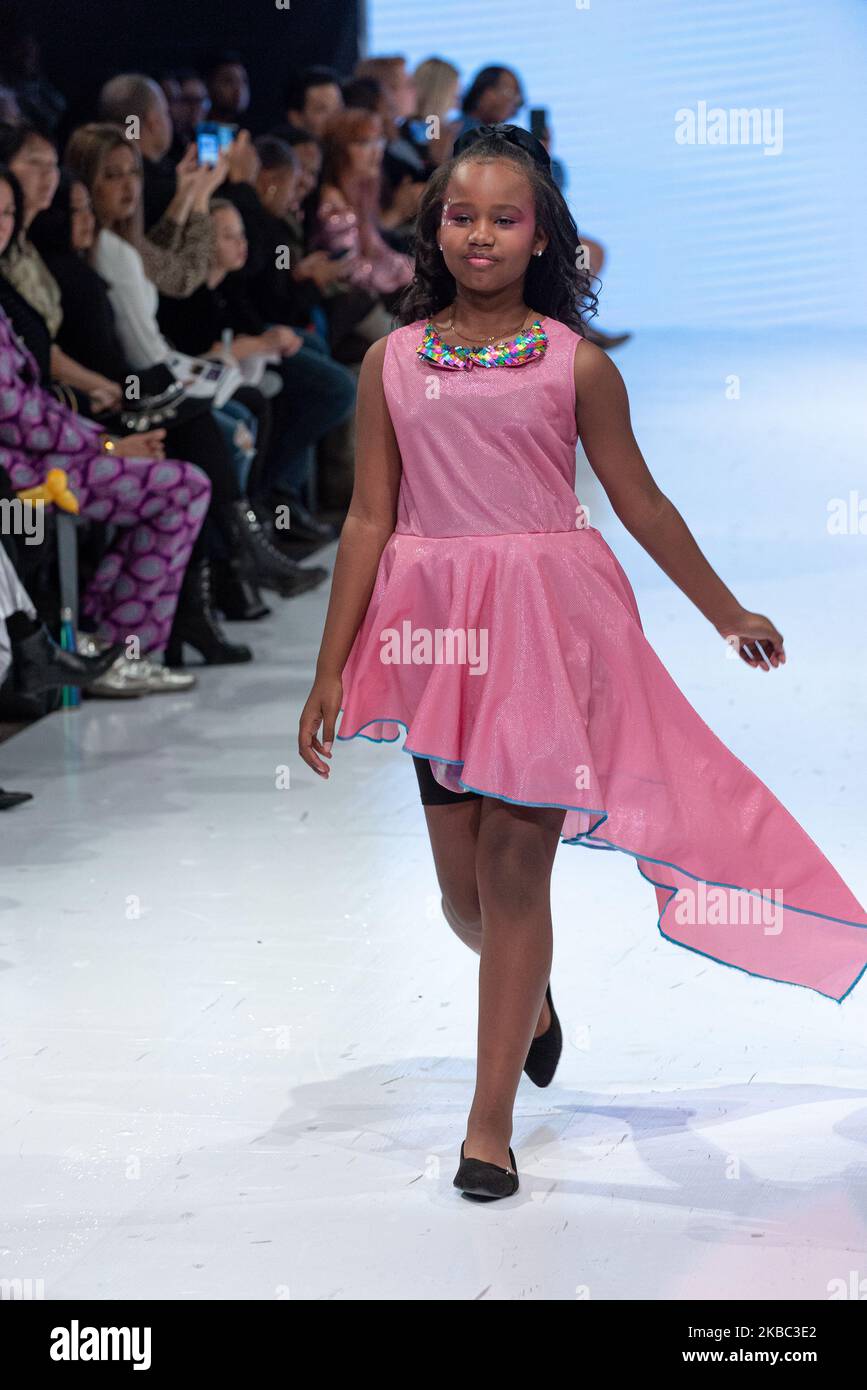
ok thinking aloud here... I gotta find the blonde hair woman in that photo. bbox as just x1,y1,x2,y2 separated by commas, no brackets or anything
65,121,224,300
411,57,462,166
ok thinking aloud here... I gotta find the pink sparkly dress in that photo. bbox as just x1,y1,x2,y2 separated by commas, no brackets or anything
336,315,867,1001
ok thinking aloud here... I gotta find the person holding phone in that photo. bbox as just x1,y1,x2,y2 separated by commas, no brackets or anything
99,74,176,230
98,73,220,299
195,119,238,166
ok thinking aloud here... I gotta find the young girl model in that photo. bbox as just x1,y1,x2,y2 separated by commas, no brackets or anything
298,123,867,1202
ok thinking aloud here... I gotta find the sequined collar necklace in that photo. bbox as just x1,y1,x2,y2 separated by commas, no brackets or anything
417,316,548,370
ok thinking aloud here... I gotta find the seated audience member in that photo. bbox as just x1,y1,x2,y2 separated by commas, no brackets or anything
354,56,427,234
0,121,121,414
406,57,462,170
98,74,176,229
97,72,216,298
337,74,421,252
279,123,322,208
264,121,323,258
278,66,344,143
159,198,354,540
63,126,326,620
271,66,343,237
0,164,214,687
453,64,525,141
304,108,414,506
203,52,251,126
244,134,380,371
312,108,413,313
340,77,380,111
26,173,139,380
243,135,344,329
160,69,212,164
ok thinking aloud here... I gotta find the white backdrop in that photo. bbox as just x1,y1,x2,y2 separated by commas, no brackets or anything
366,0,867,328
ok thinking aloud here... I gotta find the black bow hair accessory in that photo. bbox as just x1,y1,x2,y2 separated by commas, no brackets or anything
452,121,551,172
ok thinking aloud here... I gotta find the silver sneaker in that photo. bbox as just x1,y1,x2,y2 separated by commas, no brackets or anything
135,658,196,693
78,638,150,698
77,637,195,696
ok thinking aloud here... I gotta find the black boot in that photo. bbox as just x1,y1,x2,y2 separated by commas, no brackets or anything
12,625,125,695
268,494,338,543
164,557,253,666
212,555,271,621
219,499,328,597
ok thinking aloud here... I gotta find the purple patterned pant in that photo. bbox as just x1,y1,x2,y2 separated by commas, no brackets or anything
7,453,211,655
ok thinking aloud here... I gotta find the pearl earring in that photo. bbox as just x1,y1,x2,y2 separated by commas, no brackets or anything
534,249,543,257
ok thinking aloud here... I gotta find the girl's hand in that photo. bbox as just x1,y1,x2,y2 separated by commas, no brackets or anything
111,429,167,460
192,148,229,201
262,325,303,357
88,379,122,414
174,143,200,198
715,609,785,670
292,251,326,280
298,673,342,778
293,250,345,289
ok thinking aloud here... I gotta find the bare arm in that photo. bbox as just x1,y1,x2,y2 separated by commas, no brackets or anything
574,340,784,670
298,335,403,776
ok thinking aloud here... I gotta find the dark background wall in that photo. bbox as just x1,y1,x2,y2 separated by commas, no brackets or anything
7,0,361,138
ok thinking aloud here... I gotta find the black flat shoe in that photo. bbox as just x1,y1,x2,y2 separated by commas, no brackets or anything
523,984,562,1088
0,787,33,810
12,626,125,695
453,1141,519,1201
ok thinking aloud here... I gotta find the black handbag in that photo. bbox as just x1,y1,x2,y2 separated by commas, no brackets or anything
98,363,213,434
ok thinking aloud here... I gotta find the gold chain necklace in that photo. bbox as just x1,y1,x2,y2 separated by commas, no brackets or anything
434,306,533,346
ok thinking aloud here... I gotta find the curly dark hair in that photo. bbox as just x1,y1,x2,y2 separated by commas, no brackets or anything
394,131,599,333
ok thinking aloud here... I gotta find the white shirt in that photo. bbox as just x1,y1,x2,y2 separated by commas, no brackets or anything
93,228,171,371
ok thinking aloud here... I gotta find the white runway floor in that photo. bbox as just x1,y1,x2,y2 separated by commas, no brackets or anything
2,329,866,1301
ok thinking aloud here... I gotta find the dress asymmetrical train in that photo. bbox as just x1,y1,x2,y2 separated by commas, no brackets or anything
336,315,867,1002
